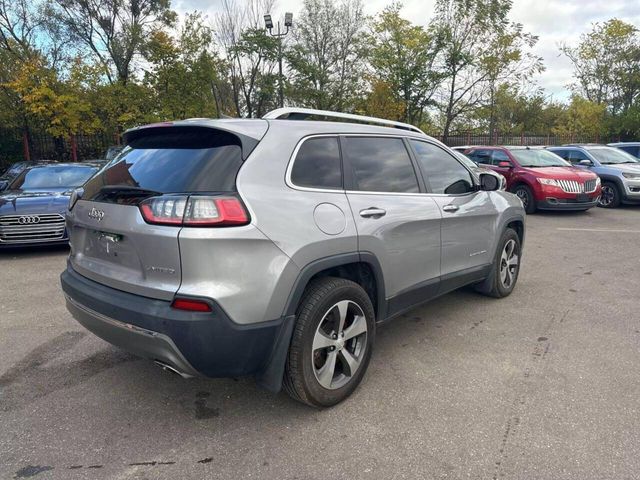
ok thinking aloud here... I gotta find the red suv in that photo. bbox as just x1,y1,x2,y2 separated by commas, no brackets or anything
461,146,601,213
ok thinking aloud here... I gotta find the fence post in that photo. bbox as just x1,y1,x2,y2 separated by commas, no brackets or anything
521,131,524,146
70,134,78,162
22,131,30,161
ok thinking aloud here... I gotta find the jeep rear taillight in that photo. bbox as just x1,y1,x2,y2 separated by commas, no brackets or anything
139,195,249,227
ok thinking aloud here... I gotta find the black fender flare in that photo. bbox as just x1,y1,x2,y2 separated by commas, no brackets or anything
256,252,386,393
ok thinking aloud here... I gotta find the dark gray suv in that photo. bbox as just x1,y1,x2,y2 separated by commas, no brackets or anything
61,108,526,407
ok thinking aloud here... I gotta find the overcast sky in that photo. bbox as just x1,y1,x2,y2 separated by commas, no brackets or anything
173,0,640,102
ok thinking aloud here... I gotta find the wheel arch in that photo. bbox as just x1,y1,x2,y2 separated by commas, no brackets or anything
256,252,386,393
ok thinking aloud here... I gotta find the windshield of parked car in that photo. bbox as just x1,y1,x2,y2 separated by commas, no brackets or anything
586,147,639,165
509,149,570,167
10,165,98,190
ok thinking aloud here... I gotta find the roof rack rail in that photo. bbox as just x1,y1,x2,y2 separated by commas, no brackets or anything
263,107,425,135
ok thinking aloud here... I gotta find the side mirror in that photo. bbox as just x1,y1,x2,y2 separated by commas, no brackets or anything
479,173,499,191
0,180,8,192
578,159,593,166
498,161,512,168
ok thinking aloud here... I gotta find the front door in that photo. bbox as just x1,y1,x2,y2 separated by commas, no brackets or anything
342,136,442,313
408,140,499,286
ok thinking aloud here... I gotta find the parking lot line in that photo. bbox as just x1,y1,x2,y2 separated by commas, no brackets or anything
557,227,640,233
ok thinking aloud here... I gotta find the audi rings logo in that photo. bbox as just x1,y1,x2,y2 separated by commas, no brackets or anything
88,207,105,222
18,215,41,225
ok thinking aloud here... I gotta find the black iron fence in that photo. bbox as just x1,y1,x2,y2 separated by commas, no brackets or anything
0,127,625,172
0,130,119,171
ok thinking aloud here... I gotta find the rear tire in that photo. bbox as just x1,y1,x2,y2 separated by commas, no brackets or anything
284,277,375,408
474,228,521,298
513,184,536,214
598,182,621,208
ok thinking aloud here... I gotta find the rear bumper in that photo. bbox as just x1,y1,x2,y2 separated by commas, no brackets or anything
60,267,291,382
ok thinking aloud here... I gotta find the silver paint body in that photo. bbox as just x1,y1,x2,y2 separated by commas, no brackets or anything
67,119,525,325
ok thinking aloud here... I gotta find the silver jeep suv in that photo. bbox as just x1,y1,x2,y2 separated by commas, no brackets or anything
61,108,525,407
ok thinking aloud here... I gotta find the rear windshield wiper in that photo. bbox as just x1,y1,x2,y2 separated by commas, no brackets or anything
93,185,162,205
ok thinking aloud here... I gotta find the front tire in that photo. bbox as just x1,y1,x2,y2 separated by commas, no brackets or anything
598,182,621,208
284,277,375,408
513,184,536,214
475,228,521,298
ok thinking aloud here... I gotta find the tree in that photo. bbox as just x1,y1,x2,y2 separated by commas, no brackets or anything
50,0,176,85
366,2,441,126
286,0,366,111
553,95,606,140
6,56,100,159
430,0,542,140
143,13,230,119
561,19,640,115
214,0,279,118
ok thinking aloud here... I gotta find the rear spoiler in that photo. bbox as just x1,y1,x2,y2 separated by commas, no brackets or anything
123,119,269,161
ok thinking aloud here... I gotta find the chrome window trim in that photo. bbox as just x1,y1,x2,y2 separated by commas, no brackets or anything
285,133,480,198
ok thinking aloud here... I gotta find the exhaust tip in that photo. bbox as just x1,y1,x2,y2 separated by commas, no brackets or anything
154,360,193,379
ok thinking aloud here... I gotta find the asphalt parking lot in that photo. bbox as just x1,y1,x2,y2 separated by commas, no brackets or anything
1,207,639,480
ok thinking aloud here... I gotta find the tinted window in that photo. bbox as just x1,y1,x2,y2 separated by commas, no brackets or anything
586,147,639,164
567,150,589,163
550,149,569,160
83,128,244,202
410,140,474,195
11,165,98,190
470,149,493,165
618,146,639,158
291,137,342,189
492,150,511,164
344,137,419,193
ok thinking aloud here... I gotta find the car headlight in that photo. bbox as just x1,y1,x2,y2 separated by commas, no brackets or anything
595,176,601,185
622,172,640,179
537,178,559,186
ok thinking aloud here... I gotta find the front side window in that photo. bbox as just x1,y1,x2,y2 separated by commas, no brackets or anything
492,150,511,165
567,150,589,163
618,146,640,158
410,140,474,195
344,137,419,193
470,149,493,165
290,137,342,190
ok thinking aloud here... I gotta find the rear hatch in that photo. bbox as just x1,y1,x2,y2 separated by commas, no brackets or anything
68,121,266,300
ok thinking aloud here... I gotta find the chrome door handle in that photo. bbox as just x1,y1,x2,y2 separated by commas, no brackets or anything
359,207,387,218
442,205,459,213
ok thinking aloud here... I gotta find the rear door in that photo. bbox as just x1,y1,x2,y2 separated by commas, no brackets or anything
342,136,442,309
68,126,253,301
408,140,498,282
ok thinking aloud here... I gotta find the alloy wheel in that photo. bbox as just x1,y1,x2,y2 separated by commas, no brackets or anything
515,188,529,208
500,239,519,289
312,300,368,390
599,185,614,207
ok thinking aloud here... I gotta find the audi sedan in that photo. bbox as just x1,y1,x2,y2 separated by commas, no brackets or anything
0,163,101,247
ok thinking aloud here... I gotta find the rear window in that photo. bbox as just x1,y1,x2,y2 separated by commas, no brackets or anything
344,137,419,193
83,129,244,202
290,137,342,189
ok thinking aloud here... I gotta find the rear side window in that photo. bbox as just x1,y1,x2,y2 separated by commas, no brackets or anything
83,128,243,202
344,137,419,193
410,140,474,195
619,146,639,157
290,137,342,189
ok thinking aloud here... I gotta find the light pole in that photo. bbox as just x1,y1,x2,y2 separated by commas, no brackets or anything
264,12,293,109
